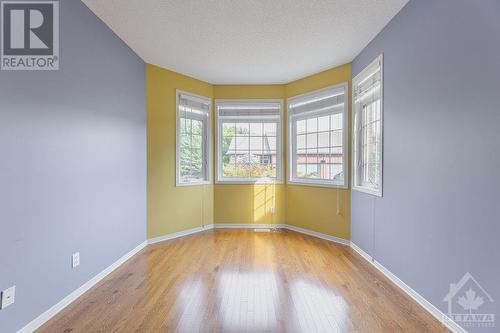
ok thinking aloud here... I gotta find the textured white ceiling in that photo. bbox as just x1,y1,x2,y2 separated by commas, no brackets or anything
82,0,408,84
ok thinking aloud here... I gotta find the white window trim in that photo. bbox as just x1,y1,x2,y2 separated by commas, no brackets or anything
215,99,284,184
287,82,349,189
175,89,212,187
352,54,383,197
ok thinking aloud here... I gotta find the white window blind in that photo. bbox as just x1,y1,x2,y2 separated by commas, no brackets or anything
176,90,211,186
288,83,348,187
352,54,383,196
216,100,283,183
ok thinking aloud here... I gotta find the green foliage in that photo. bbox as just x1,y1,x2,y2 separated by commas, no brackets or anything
223,162,276,178
222,125,235,165
180,118,203,179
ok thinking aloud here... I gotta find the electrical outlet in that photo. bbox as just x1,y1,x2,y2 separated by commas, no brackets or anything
72,252,80,268
1,286,16,309
269,207,276,214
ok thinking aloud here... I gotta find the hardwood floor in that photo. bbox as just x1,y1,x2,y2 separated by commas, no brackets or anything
38,229,449,332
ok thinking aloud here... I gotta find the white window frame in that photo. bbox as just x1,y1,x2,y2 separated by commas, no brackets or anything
215,99,284,184
175,90,212,187
287,83,349,188
352,54,384,197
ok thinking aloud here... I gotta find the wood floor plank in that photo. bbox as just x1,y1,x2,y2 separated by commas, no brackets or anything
38,229,450,333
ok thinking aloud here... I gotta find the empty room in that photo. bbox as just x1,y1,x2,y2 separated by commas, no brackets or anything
1,0,498,332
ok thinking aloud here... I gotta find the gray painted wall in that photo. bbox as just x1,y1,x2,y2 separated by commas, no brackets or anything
0,1,146,332
351,1,499,332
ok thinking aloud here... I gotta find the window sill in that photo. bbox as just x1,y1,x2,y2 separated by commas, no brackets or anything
215,178,283,185
176,180,212,187
352,185,382,197
287,179,348,189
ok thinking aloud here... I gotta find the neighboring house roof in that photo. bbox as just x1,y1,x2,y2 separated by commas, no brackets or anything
227,136,275,155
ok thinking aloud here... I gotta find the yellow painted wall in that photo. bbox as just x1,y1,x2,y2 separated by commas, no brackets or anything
147,63,351,240
213,85,287,225
147,64,214,238
285,64,352,239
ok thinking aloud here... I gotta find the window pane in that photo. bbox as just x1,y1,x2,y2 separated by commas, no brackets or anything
250,137,263,152
361,100,381,188
264,123,276,136
329,153,343,164
192,119,202,135
250,123,263,136
331,113,342,130
330,164,343,181
307,118,317,132
306,149,318,164
180,144,191,176
331,146,342,155
223,122,235,132
190,148,203,176
318,116,330,132
318,154,329,164
191,134,202,149
318,132,329,148
297,134,306,149
297,164,307,178
235,136,249,153
184,118,192,133
180,118,187,134
180,134,204,179
266,137,277,151
236,123,249,135
306,133,317,148
296,149,306,164
330,130,342,147
306,164,319,178
318,161,329,179
297,119,306,134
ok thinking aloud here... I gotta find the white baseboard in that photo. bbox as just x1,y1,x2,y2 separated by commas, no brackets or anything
350,243,467,333
213,223,286,229
147,225,214,245
18,240,147,333
212,223,350,246
284,224,350,246
350,242,374,262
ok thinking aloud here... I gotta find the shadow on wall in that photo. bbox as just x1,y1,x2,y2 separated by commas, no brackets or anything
213,184,285,225
253,183,277,224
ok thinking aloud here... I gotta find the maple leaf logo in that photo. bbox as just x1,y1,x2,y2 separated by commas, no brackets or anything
457,289,484,313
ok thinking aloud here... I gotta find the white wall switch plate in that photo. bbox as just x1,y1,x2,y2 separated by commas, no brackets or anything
269,207,276,214
1,286,16,309
72,252,80,268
